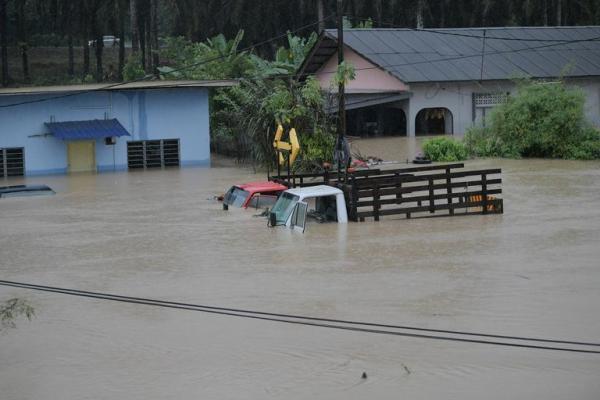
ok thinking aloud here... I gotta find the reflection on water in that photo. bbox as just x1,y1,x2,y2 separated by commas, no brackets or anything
1,137,600,399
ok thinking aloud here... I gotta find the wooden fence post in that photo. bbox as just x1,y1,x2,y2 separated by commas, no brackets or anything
446,167,453,215
373,183,380,221
482,173,488,214
395,173,402,205
429,177,435,213
351,176,358,222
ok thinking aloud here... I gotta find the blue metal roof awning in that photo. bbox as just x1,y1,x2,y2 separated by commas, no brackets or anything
45,119,130,140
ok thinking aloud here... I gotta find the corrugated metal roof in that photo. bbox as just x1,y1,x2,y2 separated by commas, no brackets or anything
320,27,600,83
0,80,238,96
45,119,130,140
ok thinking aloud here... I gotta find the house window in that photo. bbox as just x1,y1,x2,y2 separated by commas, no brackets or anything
473,92,508,125
1,147,25,177
473,93,508,107
127,139,180,169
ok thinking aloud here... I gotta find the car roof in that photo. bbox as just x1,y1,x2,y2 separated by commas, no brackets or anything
284,185,343,198
235,181,287,193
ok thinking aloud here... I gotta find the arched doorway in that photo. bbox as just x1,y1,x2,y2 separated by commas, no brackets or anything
415,108,453,135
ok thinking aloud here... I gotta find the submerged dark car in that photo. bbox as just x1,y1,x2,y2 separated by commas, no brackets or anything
0,184,55,198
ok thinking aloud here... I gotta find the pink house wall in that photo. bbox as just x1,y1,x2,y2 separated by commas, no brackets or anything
315,47,409,93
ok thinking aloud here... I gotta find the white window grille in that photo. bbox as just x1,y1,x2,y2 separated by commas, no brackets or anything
473,92,508,107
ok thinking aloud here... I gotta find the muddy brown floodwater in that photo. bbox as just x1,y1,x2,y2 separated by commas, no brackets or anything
1,137,600,399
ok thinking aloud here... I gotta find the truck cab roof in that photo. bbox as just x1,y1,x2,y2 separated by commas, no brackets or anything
284,185,343,200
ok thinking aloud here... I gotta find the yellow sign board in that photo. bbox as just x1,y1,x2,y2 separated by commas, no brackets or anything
273,124,301,166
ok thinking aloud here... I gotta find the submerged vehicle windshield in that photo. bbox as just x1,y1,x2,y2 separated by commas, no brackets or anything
0,185,55,198
270,192,299,224
223,187,250,208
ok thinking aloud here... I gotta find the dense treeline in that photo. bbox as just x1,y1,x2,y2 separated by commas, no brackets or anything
2,0,600,86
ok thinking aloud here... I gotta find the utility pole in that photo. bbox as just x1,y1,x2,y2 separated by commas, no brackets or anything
336,0,346,177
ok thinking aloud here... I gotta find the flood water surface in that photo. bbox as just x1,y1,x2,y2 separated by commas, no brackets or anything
1,138,600,399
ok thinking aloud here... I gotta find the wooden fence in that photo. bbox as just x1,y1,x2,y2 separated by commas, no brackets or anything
270,163,503,221
343,167,503,221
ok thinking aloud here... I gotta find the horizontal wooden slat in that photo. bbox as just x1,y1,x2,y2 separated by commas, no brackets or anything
354,169,501,188
357,178,502,198
355,189,502,207
357,199,504,218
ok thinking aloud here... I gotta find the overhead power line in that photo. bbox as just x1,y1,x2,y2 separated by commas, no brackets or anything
1,18,598,110
0,15,335,109
2,280,600,354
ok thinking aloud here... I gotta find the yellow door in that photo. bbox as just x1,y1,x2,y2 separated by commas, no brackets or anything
67,140,96,173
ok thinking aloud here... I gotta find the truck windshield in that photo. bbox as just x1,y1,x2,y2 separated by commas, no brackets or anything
271,192,299,224
223,187,250,208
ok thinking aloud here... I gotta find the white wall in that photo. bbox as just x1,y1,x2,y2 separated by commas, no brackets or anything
406,79,600,136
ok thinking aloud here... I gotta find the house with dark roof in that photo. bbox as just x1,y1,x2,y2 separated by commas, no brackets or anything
0,80,236,176
300,27,600,137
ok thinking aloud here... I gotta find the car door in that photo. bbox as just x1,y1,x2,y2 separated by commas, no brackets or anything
290,201,308,233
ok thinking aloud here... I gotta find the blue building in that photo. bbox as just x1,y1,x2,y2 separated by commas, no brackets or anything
0,80,236,176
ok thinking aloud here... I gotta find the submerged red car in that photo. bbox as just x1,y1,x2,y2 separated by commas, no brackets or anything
222,181,287,210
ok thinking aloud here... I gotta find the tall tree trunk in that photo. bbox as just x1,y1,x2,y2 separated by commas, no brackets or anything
17,1,30,83
0,0,9,87
139,8,146,70
130,0,139,52
68,32,74,78
416,0,425,28
95,34,104,82
118,2,126,80
150,0,159,77
317,0,325,31
556,0,562,25
21,44,30,83
374,0,383,26
92,11,104,83
543,0,548,25
82,4,90,78
145,17,152,73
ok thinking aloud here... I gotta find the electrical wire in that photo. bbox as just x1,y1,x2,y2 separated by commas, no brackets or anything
2,18,598,110
0,15,335,109
2,280,599,354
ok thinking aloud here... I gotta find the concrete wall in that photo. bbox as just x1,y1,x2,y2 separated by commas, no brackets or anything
405,79,600,136
314,47,600,136
316,47,409,93
0,87,210,175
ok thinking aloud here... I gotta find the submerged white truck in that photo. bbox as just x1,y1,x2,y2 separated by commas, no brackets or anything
268,185,348,232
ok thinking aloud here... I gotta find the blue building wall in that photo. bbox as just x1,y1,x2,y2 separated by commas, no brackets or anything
0,87,210,175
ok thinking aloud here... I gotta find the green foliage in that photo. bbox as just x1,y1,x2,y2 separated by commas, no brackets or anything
296,127,336,171
1,298,34,331
465,80,600,159
122,55,145,81
332,61,356,88
157,30,335,169
158,31,253,80
212,74,335,168
422,137,468,161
